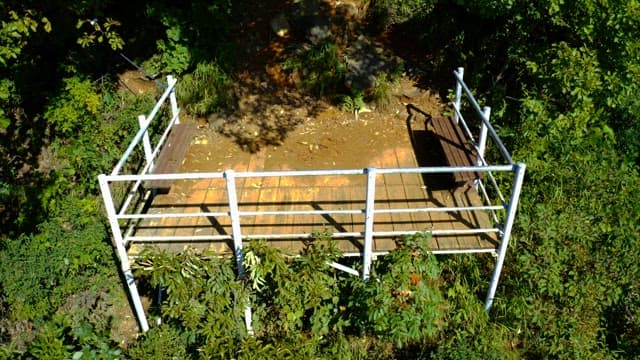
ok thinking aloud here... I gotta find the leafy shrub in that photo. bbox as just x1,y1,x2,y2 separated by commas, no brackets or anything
283,40,347,97
135,247,250,358
44,76,101,137
369,0,437,29
145,25,192,76
339,88,365,114
245,239,347,339
127,324,191,360
0,196,112,321
177,61,231,116
132,233,451,357
23,315,121,360
349,232,446,348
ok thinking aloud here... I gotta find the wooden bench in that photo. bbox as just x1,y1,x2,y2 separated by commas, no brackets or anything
146,123,196,193
429,115,479,190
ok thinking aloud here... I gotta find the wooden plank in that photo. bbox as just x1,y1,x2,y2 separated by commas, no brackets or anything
147,123,196,192
430,116,478,187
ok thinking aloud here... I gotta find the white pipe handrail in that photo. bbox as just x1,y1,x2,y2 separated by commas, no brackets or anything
103,164,515,183
125,227,501,243
453,68,513,164
115,204,504,221
112,76,178,176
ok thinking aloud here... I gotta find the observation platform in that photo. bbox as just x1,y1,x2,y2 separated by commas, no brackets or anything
131,129,499,256
99,69,525,332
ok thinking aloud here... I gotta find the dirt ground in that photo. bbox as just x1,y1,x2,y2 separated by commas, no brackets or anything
181,77,446,173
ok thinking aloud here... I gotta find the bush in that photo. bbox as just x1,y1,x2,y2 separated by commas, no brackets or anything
283,40,347,97
0,197,112,321
177,61,231,116
369,0,437,29
349,232,445,348
132,233,451,357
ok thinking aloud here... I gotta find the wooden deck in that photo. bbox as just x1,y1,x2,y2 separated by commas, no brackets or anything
130,117,499,256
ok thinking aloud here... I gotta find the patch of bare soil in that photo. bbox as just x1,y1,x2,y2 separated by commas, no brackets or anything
176,0,447,171
182,77,445,172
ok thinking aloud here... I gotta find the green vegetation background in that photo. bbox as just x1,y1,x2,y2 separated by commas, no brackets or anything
1,0,639,358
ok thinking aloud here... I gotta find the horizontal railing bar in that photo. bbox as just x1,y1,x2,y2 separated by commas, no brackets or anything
126,234,233,242
117,211,229,220
374,228,499,236
103,165,516,182
116,204,504,221
127,248,496,259
375,205,503,214
124,227,499,244
341,248,497,257
126,232,361,242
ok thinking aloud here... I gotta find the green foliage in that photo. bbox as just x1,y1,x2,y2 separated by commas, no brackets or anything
283,40,347,97
76,18,124,51
44,84,152,201
369,0,437,28
150,25,192,75
142,0,236,76
177,61,231,116
370,70,401,110
285,40,400,113
0,0,639,357
245,239,346,339
44,76,101,137
339,88,365,114
127,324,191,360
23,315,121,360
132,234,452,357
135,247,249,357
350,233,445,348
0,10,51,66
0,196,112,321
0,77,16,130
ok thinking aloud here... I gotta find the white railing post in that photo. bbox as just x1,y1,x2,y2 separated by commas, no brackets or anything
454,67,464,124
362,167,377,280
478,106,490,166
98,175,149,332
138,115,154,172
167,75,180,124
484,163,526,312
224,170,253,334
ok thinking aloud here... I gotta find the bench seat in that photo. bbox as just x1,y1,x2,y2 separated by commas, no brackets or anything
430,115,479,189
146,123,196,193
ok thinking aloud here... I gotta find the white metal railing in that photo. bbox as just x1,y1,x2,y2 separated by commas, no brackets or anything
103,165,512,244
98,69,525,333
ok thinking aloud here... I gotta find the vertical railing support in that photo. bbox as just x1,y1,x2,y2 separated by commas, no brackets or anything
224,170,253,334
454,67,464,124
478,106,490,166
98,175,149,332
484,163,526,312
362,167,377,280
167,75,180,124
138,115,154,172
